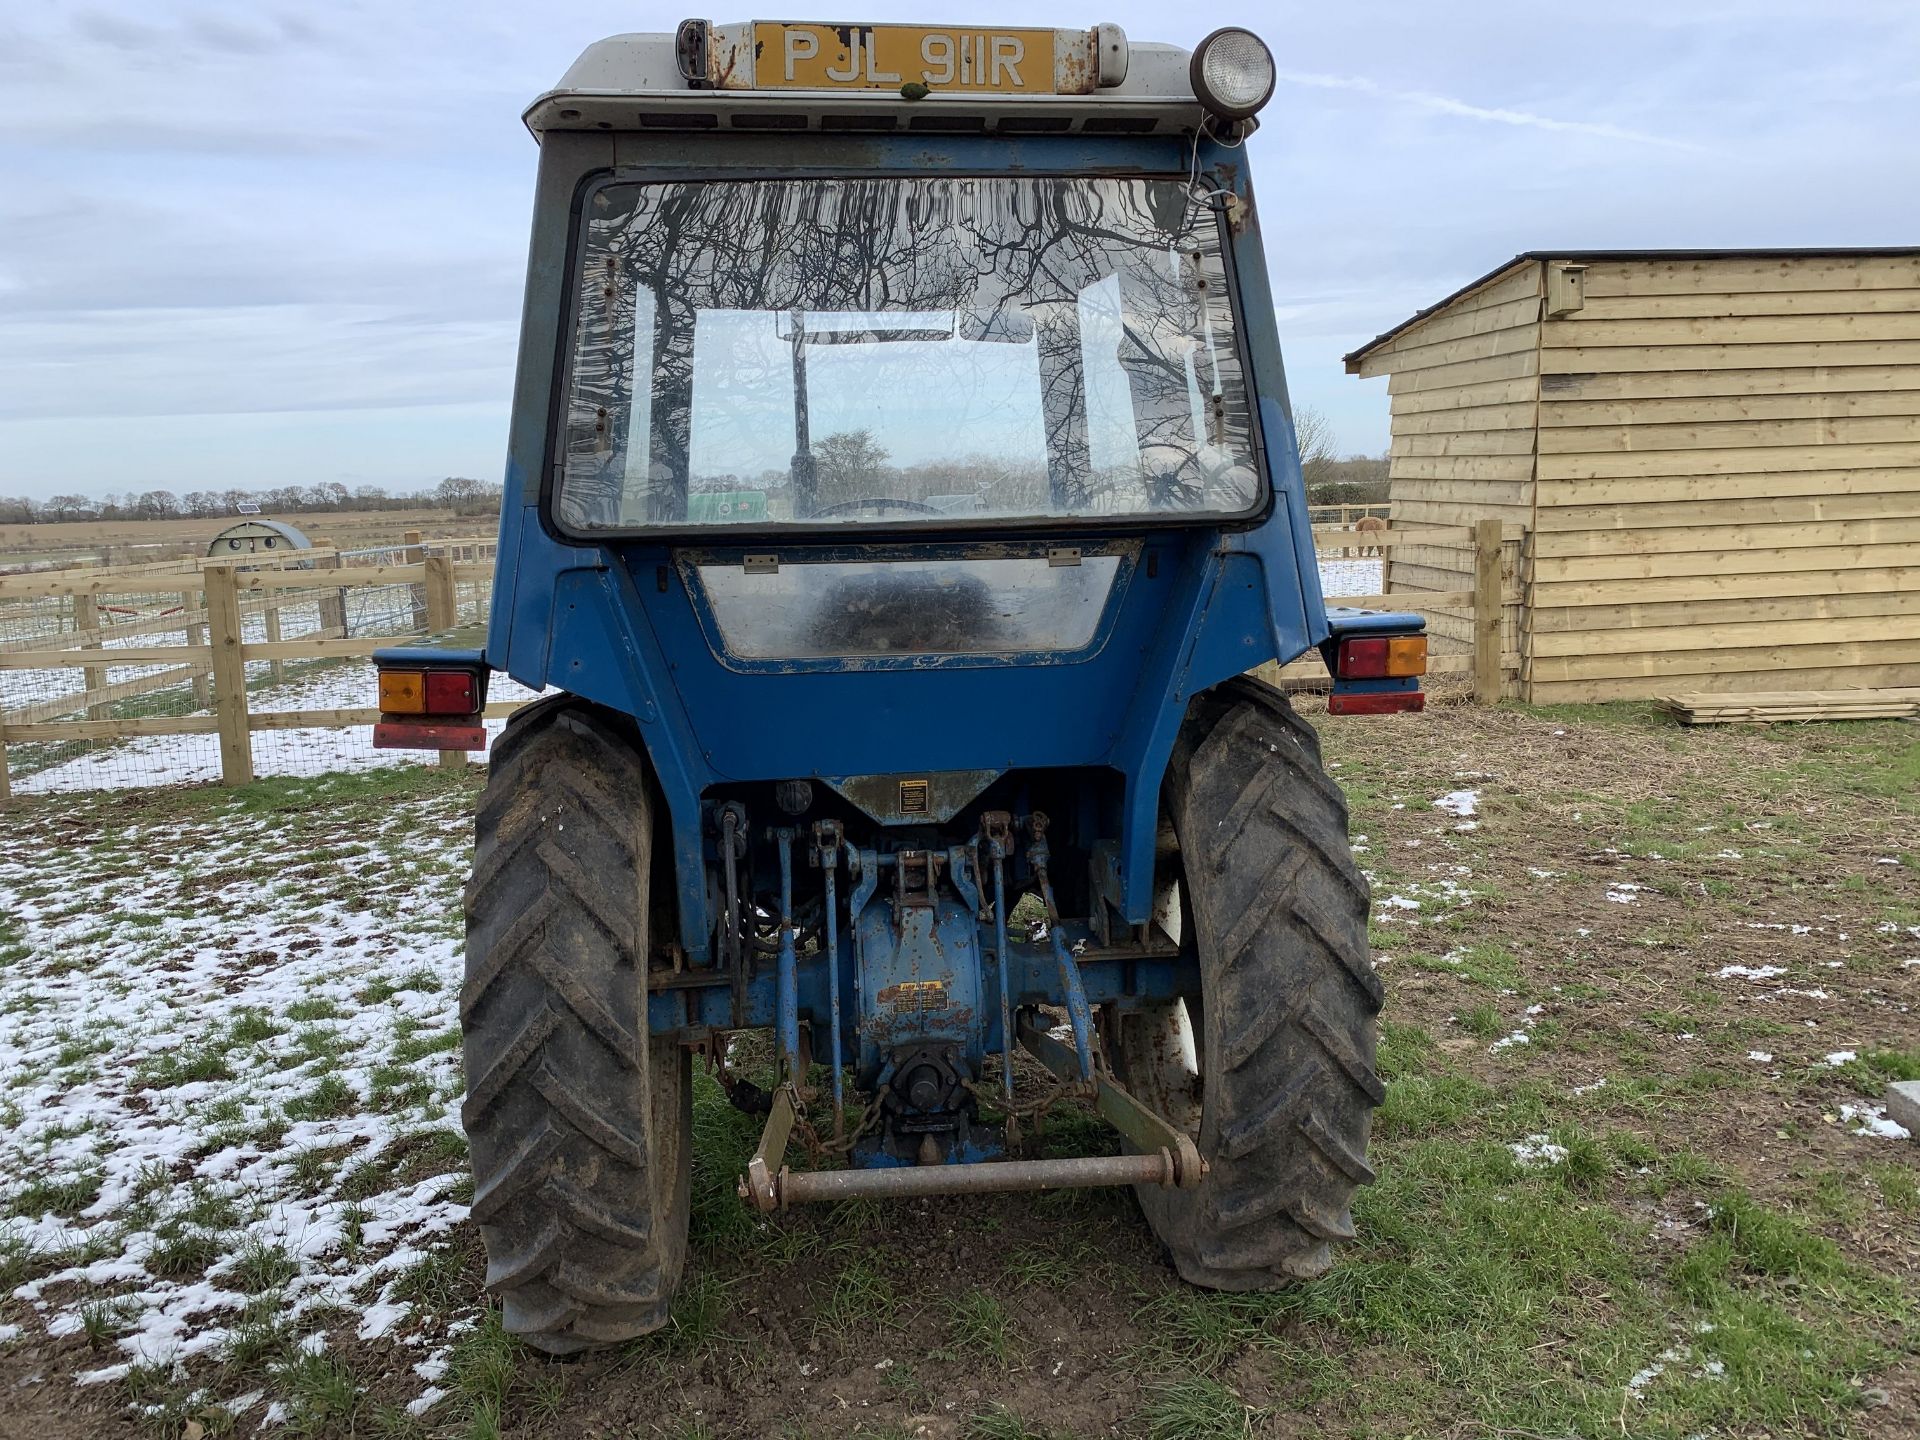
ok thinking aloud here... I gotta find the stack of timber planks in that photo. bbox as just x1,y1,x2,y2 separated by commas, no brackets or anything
1354,250,1920,704
1657,688,1920,724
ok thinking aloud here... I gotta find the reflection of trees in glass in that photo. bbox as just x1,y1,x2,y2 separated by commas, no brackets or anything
813,430,889,511
556,177,1259,530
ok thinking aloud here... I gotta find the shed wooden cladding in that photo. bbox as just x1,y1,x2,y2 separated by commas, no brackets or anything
1345,248,1920,702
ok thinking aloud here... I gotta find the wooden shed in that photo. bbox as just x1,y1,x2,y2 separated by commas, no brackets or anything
1345,247,1920,702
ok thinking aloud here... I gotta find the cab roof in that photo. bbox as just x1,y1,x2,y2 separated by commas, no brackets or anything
525,22,1205,138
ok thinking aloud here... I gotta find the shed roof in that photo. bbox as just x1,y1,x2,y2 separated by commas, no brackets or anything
1342,246,1920,370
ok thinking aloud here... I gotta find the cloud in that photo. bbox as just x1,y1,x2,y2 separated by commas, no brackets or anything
0,303,516,423
67,8,170,55
182,12,287,55
1276,69,1706,151
57,3,359,63
2,0,1918,493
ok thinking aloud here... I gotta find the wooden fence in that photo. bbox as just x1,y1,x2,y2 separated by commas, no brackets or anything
1305,502,1392,528
0,535,502,799
0,522,1523,798
1276,518,1526,702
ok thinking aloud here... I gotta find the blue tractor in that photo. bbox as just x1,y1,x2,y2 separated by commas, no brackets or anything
374,18,1427,1355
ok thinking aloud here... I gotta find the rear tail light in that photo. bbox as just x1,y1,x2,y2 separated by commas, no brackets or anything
1335,634,1426,679
379,668,481,716
378,670,425,714
424,670,478,715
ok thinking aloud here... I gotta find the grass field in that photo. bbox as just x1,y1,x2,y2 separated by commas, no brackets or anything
0,508,487,571
0,697,1915,1439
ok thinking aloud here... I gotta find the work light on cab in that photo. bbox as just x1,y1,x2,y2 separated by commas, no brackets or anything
1189,27,1275,121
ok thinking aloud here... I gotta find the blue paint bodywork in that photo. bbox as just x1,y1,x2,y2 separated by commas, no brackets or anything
394,125,1423,1161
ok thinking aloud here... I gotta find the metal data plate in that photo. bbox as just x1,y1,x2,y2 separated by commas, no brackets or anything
709,22,1103,94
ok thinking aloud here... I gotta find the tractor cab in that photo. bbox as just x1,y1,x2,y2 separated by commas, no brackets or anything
375,19,1425,1356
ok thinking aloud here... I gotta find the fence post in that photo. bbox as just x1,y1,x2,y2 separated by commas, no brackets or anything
424,553,457,634
423,553,465,770
312,536,348,638
1473,518,1504,704
184,584,213,709
403,530,429,631
204,562,255,786
83,594,109,721
263,598,285,684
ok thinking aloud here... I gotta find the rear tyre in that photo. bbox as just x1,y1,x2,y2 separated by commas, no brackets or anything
1112,677,1383,1287
461,697,690,1354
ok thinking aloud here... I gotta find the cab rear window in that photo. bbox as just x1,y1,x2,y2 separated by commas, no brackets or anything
552,175,1264,533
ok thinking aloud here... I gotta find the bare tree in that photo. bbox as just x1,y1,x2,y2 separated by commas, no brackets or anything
45,494,94,521
1292,405,1337,469
813,430,890,509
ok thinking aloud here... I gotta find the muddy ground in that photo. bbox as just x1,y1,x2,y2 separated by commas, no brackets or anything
0,691,1914,1439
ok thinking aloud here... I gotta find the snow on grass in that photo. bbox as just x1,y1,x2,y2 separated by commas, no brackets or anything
1432,790,1479,819
1509,1135,1567,1167
1837,1104,1911,1141
1365,866,1479,927
1484,1000,1548,1057
1626,1344,1687,1396
0,772,479,1415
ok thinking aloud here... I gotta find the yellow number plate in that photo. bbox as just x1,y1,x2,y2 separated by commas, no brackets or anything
750,22,1059,93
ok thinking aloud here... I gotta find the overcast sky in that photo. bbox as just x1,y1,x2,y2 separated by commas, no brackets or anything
3,1,1918,500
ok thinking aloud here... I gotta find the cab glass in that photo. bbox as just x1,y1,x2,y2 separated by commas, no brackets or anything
551,175,1266,533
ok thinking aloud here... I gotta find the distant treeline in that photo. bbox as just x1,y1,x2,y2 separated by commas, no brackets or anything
2,454,1387,525
0,476,503,525
1303,455,1389,508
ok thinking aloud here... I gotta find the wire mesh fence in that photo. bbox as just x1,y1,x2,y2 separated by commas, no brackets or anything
0,538,532,796
3,525,1516,797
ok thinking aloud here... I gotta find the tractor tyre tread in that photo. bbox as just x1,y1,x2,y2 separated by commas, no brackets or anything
462,697,690,1355
1149,675,1381,1289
